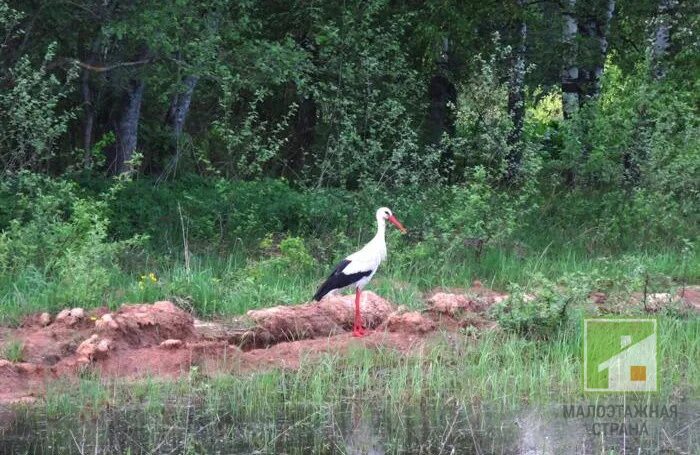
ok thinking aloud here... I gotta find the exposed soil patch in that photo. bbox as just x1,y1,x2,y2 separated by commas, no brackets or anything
236,292,397,349
679,286,700,311
4,284,695,405
423,283,506,331
0,290,498,405
589,285,700,314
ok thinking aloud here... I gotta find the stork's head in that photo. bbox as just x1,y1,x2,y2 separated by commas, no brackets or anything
376,207,407,233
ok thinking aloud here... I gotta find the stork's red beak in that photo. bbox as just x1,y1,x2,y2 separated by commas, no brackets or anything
387,215,407,233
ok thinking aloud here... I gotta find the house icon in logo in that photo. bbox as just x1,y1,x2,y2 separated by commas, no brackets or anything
597,333,656,391
584,319,658,392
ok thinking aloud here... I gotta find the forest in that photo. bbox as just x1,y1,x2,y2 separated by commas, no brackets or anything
0,0,698,453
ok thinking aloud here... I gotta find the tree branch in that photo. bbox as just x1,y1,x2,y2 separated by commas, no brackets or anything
74,58,153,72
523,0,562,8
47,57,153,72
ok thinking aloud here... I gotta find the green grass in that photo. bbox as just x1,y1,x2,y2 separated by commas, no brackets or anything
0,237,697,325
1,338,24,362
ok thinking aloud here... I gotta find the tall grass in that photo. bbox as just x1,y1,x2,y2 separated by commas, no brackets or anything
0,239,697,325
3,314,696,453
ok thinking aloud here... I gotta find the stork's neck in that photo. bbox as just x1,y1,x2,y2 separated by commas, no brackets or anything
374,217,386,240
370,216,387,259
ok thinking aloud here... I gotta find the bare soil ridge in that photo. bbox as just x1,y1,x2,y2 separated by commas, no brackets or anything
1,284,698,405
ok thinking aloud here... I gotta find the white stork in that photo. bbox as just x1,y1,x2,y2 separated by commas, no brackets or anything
313,207,407,337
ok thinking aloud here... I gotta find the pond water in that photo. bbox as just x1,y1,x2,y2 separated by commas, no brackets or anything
0,398,697,454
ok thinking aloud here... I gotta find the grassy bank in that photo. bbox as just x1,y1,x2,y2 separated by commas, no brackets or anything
1,244,698,325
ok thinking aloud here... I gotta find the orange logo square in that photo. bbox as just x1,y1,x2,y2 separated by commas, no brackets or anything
630,365,646,381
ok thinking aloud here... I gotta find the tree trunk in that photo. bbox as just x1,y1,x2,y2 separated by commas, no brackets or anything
158,75,199,180
578,0,616,100
81,68,94,167
427,73,457,141
507,0,527,180
427,37,456,142
288,93,316,176
166,75,199,138
650,0,677,80
593,0,615,96
112,79,145,175
561,0,579,118
427,37,457,180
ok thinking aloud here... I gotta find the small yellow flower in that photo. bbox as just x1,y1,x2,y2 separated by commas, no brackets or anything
138,273,157,289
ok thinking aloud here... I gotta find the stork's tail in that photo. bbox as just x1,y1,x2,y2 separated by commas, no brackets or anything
313,279,334,301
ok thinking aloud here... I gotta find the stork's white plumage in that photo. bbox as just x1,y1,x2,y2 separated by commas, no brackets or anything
313,207,407,337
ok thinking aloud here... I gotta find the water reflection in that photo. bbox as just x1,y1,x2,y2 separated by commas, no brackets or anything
343,402,385,455
0,397,697,454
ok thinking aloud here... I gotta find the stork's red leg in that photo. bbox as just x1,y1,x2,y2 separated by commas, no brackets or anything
353,288,367,337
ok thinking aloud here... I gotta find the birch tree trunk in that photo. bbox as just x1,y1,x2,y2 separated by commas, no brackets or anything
166,75,199,138
561,0,579,118
507,0,527,180
113,79,145,175
650,0,677,79
578,0,616,100
592,0,615,96
157,75,199,180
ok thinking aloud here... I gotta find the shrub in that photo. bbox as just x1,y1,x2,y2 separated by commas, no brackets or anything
531,61,699,249
245,235,316,281
0,2,76,172
489,278,570,339
0,172,142,308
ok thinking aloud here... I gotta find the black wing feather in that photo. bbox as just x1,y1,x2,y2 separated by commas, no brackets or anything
313,259,372,301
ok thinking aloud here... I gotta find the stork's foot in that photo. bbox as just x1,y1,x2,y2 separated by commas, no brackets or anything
352,326,368,337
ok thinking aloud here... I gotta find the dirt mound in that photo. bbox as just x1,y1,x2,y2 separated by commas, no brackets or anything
0,289,507,405
93,301,195,348
0,360,42,404
382,311,436,334
241,292,396,347
427,293,484,315
426,283,508,316
423,283,505,331
0,301,203,403
235,331,428,372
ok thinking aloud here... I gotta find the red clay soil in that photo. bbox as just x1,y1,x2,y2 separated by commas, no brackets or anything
3,284,696,405
679,286,700,311
0,290,499,405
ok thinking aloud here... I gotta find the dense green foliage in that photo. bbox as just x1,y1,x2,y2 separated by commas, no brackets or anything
0,0,698,323
0,5,697,453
